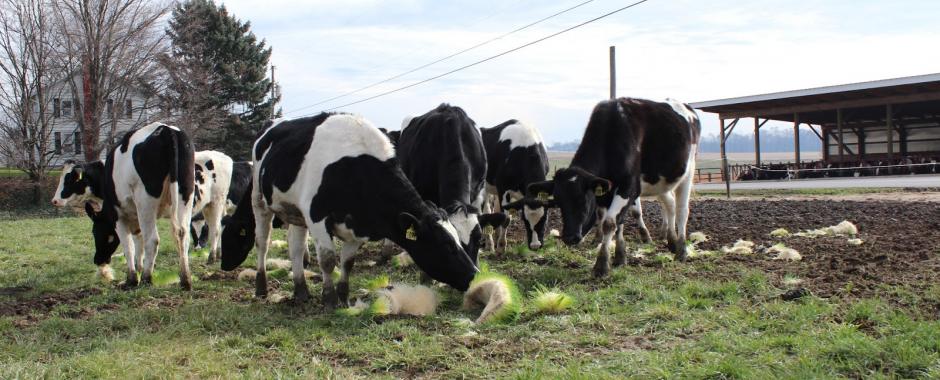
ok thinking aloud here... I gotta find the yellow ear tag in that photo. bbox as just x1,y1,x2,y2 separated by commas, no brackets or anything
595,185,607,196
537,192,549,202
77,172,82,181
484,225,494,235
405,226,417,241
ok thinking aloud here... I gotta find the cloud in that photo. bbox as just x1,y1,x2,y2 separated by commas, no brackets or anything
221,0,940,143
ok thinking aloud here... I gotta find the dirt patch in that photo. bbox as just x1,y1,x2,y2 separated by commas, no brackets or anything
502,199,940,310
0,288,101,318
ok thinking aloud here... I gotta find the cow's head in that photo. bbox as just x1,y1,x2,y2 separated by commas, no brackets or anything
502,196,553,250
528,167,610,246
85,203,120,266
445,203,507,264
52,160,97,207
396,208,480,291
219,211,255,271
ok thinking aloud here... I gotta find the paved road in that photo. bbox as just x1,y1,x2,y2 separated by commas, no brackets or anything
696,174,940,191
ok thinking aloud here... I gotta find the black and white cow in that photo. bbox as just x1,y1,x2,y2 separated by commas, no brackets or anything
220,113,479,307
51,160,105,209
183,151,236,264
528,98,700,277
396,104,506,264
190,160,252,251
480,119,550,252
74,122,196,288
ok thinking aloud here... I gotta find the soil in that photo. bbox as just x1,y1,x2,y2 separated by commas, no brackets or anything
501,198,940,312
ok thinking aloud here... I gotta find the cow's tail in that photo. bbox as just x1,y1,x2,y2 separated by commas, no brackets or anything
167,126,195,285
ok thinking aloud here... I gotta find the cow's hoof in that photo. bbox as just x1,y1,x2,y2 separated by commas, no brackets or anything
140,274,153,286
254,272,268,299
322,288,338,310
121,276,139,290
612,254,626,268
206,256,216,265
179,278,193,291
294,286,310,304
336,282,350,306
592,260,610,278
674,248,689,262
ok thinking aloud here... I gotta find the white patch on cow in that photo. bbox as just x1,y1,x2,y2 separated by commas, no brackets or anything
607,194,630,221
164,124,181,131
523,204,545,248
437,220,462,246
333,222,363,241
498,120,543,149
400,115,415,131
639,176,680,198
567,175,578,182
666,98,698,126
447,212,479,245
503,190,523,205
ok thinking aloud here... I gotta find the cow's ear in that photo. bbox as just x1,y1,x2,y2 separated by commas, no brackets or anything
479,212,509,228
502,199,523,211
397,212,420,240
73,166,84,181
587,177,612,197
526,180,554,197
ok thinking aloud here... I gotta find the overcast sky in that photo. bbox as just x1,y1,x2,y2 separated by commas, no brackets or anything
221,0,940,144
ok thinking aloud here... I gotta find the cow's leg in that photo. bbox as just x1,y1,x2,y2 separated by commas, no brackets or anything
310,222,338,309
594,194,629,277
202,204,224,264
629,200,653,243
252,209,274,299
483,192,496,252
171,194,194,291
287,225,310,303
132,230,144,272
657,192,682,260
336,239,363,308
496,203,509,255
612,223,627,267
116,221,138,288
137,205,160,286
674,174,694,261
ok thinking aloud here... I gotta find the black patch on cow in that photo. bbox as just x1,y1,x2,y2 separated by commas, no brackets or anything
58,160,106,200
254,113,335,205
205,160,214,171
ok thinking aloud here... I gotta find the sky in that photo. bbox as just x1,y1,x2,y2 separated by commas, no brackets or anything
220,0,940,144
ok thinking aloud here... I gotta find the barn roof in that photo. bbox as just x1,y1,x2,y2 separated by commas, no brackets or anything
690,73,940,124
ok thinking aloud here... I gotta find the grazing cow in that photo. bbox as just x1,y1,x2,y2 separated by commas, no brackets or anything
480,119,550,252
191,160,252,249
220,113,479,307
528,98,701,277
396,104,506,264
80,122,195,289
183,151,236,264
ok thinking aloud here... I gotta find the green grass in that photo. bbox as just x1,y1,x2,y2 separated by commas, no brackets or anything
1,217,939,378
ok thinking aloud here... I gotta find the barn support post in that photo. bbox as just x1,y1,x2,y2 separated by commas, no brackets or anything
609,46,616,99
837,109,844,162
793,113,801,174
886,104,894,171
720,117,730,198
754,117,761,166
857,126,866,162
822,127,829,162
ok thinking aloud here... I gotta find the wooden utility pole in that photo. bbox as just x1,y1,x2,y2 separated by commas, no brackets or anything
270,64,277,118
609,46,616,99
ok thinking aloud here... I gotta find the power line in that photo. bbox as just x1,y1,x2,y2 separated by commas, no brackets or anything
285,0,597,115
303,0,650,115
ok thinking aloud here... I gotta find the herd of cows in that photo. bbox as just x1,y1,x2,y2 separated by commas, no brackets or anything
738,157,939,181
48,97,701,308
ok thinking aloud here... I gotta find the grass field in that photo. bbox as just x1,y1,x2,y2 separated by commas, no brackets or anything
2,213,939,378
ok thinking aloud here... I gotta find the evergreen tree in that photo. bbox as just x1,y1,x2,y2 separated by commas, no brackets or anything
165,0,280,159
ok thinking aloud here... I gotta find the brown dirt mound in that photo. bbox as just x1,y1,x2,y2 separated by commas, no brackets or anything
502,199,940,308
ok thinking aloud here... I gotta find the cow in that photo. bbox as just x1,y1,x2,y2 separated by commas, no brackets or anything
78,122,195,289
528,98,701,277
180,151,236,264
219,113,479,308
191,160,252,250
480,119,550,253
51,160,105,209
396,104,506,264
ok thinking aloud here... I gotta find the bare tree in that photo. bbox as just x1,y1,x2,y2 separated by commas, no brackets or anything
0,0,66,202
52,0,170,161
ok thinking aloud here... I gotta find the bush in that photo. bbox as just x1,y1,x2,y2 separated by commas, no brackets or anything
0,176,72,219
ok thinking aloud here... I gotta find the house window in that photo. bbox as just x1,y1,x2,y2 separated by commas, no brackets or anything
107,99,114,118
73,132,82,155
124,99,133,119
54,132,62,154
53,98,61,118
61,100,73,118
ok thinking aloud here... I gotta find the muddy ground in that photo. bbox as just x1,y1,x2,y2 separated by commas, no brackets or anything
501,198,940,311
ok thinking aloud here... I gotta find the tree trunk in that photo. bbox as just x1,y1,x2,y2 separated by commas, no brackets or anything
81,55,100,162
